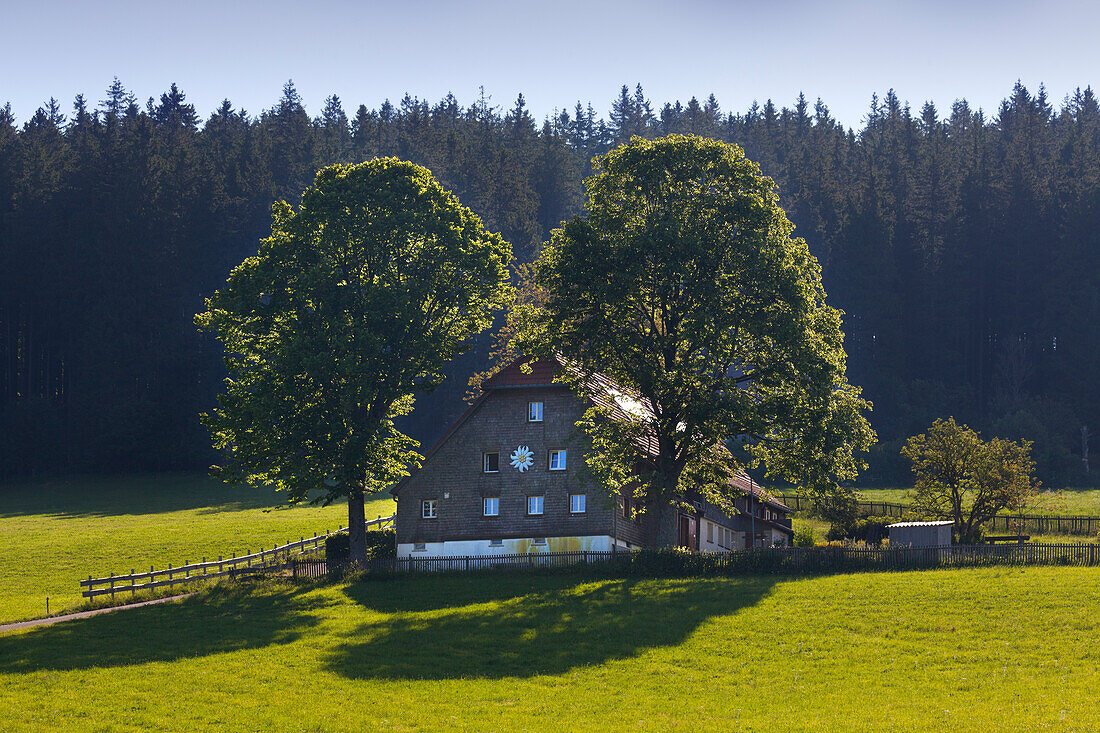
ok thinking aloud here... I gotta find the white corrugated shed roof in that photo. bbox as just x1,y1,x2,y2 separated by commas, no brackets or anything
888,520,954,528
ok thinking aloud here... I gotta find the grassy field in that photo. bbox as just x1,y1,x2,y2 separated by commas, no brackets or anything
1,566,1098,731
859,487,1100,516
0,474,395,624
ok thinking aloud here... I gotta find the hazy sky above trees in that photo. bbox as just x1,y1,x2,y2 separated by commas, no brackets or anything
3,0,1097,126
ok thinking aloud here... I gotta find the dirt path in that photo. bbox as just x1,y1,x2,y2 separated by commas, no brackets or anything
0,593,195,634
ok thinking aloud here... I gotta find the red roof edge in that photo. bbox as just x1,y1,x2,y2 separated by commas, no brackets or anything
483,356,564,388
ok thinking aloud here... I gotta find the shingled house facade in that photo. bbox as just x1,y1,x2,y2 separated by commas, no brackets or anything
391,357,793,558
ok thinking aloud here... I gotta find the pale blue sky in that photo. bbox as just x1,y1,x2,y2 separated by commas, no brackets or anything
2,0,1097,127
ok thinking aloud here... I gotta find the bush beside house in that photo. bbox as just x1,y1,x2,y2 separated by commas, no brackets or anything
326,528,396,566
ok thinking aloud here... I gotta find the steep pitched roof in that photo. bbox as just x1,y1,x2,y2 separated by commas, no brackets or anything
482,357,562,388
392,354,789,513
553,356,789,512
389,358,570,496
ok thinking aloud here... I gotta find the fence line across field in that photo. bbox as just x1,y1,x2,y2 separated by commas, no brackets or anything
291,542,1100,579
777,494,1100,536
79,514,394,599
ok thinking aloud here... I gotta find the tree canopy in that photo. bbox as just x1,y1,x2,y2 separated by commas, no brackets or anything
524,134,874,525
196,158,511,558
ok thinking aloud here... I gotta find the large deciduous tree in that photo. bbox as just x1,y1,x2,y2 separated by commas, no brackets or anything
197,158,512,560
902,417,1038,543
525,134,874,531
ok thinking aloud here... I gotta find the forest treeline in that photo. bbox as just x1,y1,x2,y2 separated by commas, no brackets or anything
1,79,1098,484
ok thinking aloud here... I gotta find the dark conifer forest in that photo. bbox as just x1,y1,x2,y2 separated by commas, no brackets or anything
2,79,1098,485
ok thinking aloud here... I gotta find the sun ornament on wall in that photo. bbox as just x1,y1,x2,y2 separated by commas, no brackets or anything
510,445,534,472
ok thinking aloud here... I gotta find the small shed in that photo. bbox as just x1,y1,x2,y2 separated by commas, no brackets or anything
888,520,953,547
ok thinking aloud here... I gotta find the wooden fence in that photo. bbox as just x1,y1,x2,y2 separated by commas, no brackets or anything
292,542,1100,579
79,515,394,599
777,494,1100,536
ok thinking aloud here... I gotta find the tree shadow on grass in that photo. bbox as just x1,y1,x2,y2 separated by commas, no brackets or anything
342,572,591,614
330,573,777,680
0,584,327,674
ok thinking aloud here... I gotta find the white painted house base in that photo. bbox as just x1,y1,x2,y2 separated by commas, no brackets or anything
397,534,627,558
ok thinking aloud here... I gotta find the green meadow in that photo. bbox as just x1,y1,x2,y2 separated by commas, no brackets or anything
0,474,395,623
1,567,1098,731
858,487,1100,516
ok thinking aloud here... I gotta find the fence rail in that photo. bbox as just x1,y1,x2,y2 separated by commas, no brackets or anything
777,494,1100,536
79,515,394,599
292,542,1100,579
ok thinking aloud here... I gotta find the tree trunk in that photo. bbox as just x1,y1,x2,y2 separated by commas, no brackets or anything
348,488,367,562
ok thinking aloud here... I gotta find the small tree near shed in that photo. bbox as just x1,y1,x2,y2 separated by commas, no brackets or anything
902,417,1039,543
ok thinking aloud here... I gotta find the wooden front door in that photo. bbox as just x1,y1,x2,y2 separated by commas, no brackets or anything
678,514,697,550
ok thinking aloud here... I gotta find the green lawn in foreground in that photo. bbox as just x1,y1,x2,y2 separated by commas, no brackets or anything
0,473,395,623
859,486,1100,516
1,566,1098,731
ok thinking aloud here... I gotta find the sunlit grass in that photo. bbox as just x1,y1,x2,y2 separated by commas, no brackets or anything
859,486,1100,516
792,514,830,542
1,567,1098,731
0,473,394,623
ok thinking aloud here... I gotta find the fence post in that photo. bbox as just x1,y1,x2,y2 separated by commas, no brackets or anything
109,572,115,599
131,569,135,596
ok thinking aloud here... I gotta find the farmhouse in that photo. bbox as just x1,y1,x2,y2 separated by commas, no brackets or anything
392,356,793,558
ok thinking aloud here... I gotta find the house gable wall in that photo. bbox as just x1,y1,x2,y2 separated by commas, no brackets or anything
392,359,791,553
396,385,623,547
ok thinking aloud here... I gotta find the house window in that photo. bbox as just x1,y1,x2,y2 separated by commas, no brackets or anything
532,537,547,545
483,496,499,516
707,522,715,544
570,493,586,513
421,499,437,519
483,452,499,473
528,401,543,422
527,495,544,515
622,495,632,519
489,538,503,547
549,449,567,471
413,542,426,552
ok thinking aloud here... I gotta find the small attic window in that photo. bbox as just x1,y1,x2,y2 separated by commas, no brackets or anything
528,401,543,422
